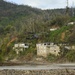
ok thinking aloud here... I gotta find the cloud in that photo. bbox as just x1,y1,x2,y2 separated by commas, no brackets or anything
5,0,75,9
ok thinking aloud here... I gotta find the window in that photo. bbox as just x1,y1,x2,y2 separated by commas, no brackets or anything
44,43,46,45
47,43,50,45
54,50,56,52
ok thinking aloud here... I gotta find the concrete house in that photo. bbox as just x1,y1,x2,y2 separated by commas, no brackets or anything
13,43,29,54
71,45,75,50
36,43,60,57
50,27,60,31
50,28,58,31
68,22,75,25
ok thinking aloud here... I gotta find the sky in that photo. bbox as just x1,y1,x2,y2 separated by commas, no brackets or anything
5,0,75,9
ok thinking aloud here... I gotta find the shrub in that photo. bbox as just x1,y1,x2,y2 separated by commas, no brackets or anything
47,53,57,62
0,55,3,62
65,50,75,62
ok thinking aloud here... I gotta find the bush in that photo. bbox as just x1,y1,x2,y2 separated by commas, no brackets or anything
47,53,57,62
50,15,70,27
0,55,3,62
66,50,75,62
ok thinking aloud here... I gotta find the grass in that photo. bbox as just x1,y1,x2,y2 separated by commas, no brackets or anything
49,25,73,42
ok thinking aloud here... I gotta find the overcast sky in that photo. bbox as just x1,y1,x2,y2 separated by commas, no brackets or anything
5,0,75,9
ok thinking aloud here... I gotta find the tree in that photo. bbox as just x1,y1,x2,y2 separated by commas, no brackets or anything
50,15,70,27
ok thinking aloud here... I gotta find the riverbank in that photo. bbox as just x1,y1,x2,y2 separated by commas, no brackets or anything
0,69,75,75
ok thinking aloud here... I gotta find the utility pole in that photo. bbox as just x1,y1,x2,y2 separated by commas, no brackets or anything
67,0,68,7
66,0,69,14
72,1,74,17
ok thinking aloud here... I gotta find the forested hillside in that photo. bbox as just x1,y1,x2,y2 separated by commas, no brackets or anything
0,0,75,62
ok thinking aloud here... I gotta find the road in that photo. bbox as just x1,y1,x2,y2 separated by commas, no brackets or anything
0,63,75,70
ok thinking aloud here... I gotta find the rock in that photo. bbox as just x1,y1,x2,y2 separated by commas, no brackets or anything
0,69,75,75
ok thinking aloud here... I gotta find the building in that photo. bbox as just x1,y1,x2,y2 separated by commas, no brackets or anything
36,43,60,57
70,45,75,50
68,22,75,25
13,43,29,54
50,27,60,31
50,28,58,31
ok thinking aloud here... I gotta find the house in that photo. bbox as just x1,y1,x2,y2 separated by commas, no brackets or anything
36,43,60,57
50,28,58,31
13,43,29,54
36,42,75,57
68,22,75,25
71,45,75,50
64,46,71,50
50,27,60,31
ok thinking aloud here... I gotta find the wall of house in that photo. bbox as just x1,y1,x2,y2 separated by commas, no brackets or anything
71,45,75,50
36,43,60,57
14,48,25,54
13,43,29,54
36,44,48,57
47,45,60,56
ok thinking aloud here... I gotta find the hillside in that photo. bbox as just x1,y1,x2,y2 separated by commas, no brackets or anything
0,0,75,62
0,0,63,42
0,0,73,34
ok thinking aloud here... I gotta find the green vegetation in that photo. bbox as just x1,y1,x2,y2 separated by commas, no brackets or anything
48,25,73,42
0,0,75,62
65,50,75,62
50,14,70,27
47,54,58,62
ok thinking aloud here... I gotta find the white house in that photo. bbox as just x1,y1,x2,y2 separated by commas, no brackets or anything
70,45,75,50
36,43,60,57
13,43,29,54
68,22,75,25
50,28,57,31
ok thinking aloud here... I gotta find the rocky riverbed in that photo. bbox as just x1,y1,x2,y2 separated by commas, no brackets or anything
0,69,75,75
